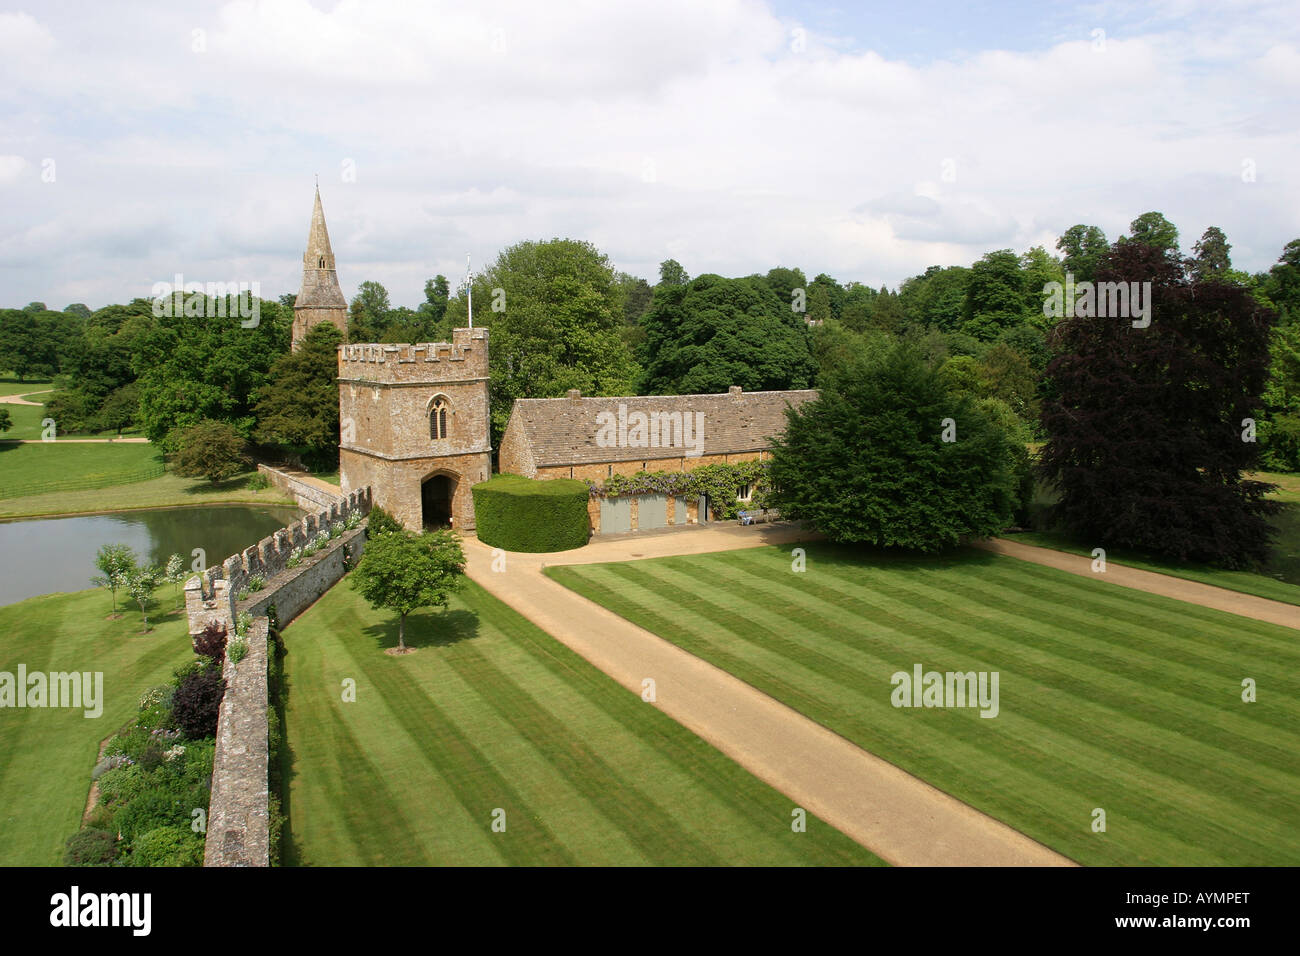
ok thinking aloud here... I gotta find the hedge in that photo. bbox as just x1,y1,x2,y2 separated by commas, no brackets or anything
471,473,590,552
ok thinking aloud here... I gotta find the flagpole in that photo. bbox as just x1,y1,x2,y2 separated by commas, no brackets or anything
466,252,473,330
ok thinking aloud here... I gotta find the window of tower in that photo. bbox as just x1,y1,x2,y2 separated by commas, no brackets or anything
430,398,449,440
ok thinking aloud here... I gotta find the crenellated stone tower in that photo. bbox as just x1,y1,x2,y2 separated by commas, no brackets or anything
338,333,492,531
292,186,349,350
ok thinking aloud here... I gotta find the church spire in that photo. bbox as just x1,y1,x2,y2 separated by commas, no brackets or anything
292,185,348,350
305,184,336,268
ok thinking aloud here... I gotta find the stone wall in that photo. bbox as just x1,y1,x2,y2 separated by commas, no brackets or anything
204,616,270,867
257,463,343,512
184,486,371,635
239,527,366,625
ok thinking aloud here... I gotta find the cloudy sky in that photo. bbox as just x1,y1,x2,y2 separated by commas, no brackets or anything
1,0,1297,310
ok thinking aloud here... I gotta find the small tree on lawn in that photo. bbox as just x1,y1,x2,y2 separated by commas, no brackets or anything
350,528,465,652
91,543,136,616
125,564,163,632
0,408,11,434
164,553,185,608
170,419,249,483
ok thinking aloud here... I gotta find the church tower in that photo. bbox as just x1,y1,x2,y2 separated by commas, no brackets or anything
292,186,349,350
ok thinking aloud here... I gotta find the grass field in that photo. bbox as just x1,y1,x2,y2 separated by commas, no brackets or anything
0,458,295,518
281,578,883,866
0,442,166,500
0,587,193,865
547,545,1300,866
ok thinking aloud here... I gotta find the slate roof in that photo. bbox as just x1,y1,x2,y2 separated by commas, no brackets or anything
507,388,818,467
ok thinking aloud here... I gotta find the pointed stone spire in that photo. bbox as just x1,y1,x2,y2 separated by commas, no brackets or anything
293,185,348,350
304,186,336,270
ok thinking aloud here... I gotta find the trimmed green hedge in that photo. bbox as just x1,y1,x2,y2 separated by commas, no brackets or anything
472,474,590,552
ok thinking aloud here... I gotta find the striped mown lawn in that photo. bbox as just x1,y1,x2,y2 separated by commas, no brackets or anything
281,578,883,866
547,545,1300,866
0,588,193,865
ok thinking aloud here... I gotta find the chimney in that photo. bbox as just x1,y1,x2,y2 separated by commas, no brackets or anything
567,389,582,400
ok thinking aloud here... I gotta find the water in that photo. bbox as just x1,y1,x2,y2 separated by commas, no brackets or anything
0,504,303,607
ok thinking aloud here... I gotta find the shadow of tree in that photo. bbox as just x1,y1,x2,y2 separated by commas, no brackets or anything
360,607,480,652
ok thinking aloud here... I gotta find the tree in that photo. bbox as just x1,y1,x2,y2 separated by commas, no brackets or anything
1192,226,1232,280
768,342,1018,549
1019,246,1064,324
639,274,816,394
91,543,136,615
165,554,186,609
1121,211,1180,259
125,564,163,631
840,283,879,332
1055,225,1110,282
419,275,451,326
806,284,832,325
963,250,1026,339
0,408,9,434
764,267,808,313
348,280,392,341
170,419,249,483
133,295,289,445
1039,241,1279,567
95,383,139,437
1262,239,1300,324
898,266,969,332
446,239,640,443
350,528,466,652
658,259,689,288
253,323,342,469
617,272,654,325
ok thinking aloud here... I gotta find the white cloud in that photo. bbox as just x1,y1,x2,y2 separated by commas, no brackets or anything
0,0,1296,308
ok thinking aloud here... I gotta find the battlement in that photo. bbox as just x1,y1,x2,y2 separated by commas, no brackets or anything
337,328,489,382
184,486,372,632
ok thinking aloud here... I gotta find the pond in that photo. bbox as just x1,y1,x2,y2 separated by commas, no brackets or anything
0,504,303,607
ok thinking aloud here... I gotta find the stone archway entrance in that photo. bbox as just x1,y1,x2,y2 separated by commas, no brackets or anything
421,473,456,528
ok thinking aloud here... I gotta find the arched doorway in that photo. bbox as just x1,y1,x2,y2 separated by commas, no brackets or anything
421,473,456,528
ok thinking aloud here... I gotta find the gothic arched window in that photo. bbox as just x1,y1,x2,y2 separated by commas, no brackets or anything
430,397,449,440
318,256,325,268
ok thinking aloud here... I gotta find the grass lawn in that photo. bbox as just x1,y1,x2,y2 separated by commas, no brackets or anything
0,389,145,441
1015,470,1300,604
0,587,194,865
547,545,1300,866
281,578,883,866
0,442,166,500
0,378,53,397
0,460,296,517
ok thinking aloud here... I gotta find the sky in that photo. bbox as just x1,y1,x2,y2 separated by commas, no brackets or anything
0,0,1297,310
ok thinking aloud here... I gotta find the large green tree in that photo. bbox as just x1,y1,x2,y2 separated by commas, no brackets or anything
170,419,250,483
638,274,816,394
1040,241,1278,567
963,249,1027,340
446,239,640,442
254,323,342,469
768,341,1018,549
133,295,290,446
1055,224,1110,282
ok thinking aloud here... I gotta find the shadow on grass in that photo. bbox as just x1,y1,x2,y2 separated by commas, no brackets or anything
360,607,480,653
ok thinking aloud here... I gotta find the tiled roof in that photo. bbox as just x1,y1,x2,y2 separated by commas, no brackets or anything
508,388,818,467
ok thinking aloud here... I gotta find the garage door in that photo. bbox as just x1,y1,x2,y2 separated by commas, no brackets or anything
674,496,688,525
638,494,668,530
600,497,632,534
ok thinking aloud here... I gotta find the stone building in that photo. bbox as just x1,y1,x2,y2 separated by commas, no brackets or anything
337,334,492,531
292,186,349,349
498,386,816,533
